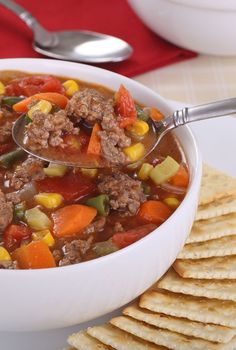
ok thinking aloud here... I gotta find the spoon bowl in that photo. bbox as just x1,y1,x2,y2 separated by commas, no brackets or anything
0,0,133,63
34,30,133,63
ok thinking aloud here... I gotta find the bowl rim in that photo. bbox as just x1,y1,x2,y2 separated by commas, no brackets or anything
166,0,236,11
0,58,202,275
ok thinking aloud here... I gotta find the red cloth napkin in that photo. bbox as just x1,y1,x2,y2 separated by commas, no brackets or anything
0,0,197,77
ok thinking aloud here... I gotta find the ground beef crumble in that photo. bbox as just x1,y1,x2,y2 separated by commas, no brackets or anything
7,157,45,190
0,121,12,144
82,217,106,236
66,88,114,124
0,190,13,233
53,236,94,266
114,222,124,233
26,110,79,151
66,88,131,164
98,173,146,215
0,260,18,269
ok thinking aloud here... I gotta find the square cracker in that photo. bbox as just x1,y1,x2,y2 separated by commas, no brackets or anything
199,164,236,206
87,323,165,350
186,212,236,244
123,303,236,343
68,330,111,349
139,289,236,327
195,196,236,221
157,268,236,302
110,316,236,350
173,255,236,279
177,235,236,259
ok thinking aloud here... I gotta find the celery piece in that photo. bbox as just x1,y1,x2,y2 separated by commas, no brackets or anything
25,207,52,231
138,163,153,180
150,156,180,185
93,240,119,257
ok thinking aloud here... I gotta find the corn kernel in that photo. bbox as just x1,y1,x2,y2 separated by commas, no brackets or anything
34,192,63,209
63,80,79,97
32,229,55,247
0,81,5,95
123,143,145,162
138,163,153,180
127,120,149,137
163,197,180,209
80,168,98,178
0,247,11,261
28,100,52,119
43,163,67,177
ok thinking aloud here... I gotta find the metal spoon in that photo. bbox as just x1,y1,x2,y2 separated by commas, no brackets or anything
0,0,133,63
12,97,236,168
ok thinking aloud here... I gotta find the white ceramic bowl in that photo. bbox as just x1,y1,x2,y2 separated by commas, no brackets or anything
128,0,236,56
0,58,202,331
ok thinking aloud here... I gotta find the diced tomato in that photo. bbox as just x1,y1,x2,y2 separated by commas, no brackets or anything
4,224,32,250
5,75,65,97
36,171,96,201
112,223,157,249
114,84,137,128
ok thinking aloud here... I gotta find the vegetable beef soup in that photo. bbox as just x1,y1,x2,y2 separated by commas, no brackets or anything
0,72,189,269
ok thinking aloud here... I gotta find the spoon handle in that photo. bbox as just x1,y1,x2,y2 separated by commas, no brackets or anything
158,97,236,135
0,0,58,46
171,97,236,128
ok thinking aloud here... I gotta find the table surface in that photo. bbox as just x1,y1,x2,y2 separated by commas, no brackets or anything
1,54,236,350
135,55,236,105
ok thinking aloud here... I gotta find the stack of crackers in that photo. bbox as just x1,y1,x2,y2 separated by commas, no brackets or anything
67,164,236,350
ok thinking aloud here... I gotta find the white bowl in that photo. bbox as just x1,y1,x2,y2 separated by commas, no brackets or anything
128,0,236,56
0,58,202,331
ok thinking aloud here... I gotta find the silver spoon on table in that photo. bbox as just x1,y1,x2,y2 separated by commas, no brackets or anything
12,97,236,168
0,0,133,63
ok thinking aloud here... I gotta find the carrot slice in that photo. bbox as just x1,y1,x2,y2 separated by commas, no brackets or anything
87,123,102,155
12,241,56,269
137,200,171,225
170,164,189,188
149,107,164,121
52,204,97,237
13,92,69,112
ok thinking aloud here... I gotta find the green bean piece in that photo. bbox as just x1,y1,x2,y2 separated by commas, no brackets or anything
142,182,151,195
86,194,110,216
25,114,32,124
136,105,149,122
93,240,119,257
0,148,25,168
2,96,24,107
13,201,26,222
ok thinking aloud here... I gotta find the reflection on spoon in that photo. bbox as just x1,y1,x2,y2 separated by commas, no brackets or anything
0,0,133,63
